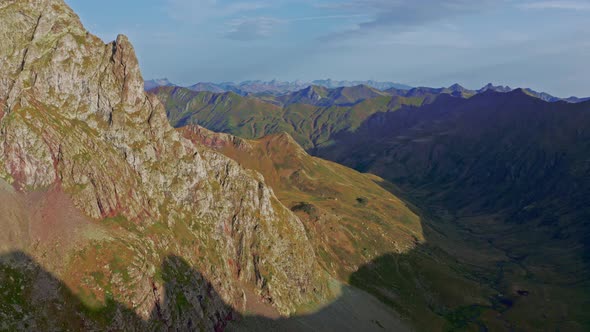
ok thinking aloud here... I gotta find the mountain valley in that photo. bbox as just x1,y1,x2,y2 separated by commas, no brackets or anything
152,79,590,330
0,0,588,331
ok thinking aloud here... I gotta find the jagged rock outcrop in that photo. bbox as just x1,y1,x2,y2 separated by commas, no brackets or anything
0,0,327,329
181,125,424,283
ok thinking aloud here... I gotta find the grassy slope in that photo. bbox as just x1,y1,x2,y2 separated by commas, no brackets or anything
181,126,424,278
153,86,428,150
180,126,517,331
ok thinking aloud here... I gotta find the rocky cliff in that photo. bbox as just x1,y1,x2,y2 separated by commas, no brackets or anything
0,0,327,329
180,125,424,281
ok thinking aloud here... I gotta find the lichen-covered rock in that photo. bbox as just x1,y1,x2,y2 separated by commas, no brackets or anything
0,0,327,329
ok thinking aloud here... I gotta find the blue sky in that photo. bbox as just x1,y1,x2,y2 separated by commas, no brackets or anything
65,0,590,97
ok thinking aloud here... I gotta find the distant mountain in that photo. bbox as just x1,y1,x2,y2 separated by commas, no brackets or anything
186,82,227,93
386,83,476,102
144,78,174,90
236,80,309,94
386,82,588,104
564,96,590,103
178,80,306,95
146,78,588,104
150,85,426,149
477,83,512,93
276,85,329,105
145,79,412,95
311,79,411,90
276,84,389,106
476,83,589,103
152,82,590,154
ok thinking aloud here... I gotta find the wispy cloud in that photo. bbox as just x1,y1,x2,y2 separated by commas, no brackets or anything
223,14,369,41
519,1,590,10
314,0,498,40
225,17,282,40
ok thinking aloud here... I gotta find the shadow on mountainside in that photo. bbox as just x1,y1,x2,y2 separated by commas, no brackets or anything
4,232,588,332
0,251,411,332
309,91,590,331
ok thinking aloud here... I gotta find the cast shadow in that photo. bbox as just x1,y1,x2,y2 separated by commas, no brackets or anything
0,251,409,332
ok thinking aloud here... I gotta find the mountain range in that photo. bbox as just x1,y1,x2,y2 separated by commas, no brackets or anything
152,82,590,330
146,78,589,104
151,85,414,150
149,81,590,153
1,0,589,331
145,78,412,96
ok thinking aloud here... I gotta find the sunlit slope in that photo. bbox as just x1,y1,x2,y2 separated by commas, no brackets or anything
181,125,423,280
154,86,426,149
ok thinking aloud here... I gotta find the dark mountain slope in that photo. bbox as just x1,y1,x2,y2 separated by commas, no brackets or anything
1,251,413,331
315,90,590,330
318,89,590,220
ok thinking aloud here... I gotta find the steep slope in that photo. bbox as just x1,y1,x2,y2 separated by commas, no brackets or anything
0,0,329,329
181,126,533,331
317,90,590,330
180,125,424,279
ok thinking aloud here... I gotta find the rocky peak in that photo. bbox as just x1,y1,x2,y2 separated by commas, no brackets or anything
448,83,466,92
478,83,512,93
302,85,323,100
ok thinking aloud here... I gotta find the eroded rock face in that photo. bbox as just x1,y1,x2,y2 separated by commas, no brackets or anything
0,0,325,329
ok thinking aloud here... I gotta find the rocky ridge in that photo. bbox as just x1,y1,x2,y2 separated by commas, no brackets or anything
181,125,424,280
0,0,327,329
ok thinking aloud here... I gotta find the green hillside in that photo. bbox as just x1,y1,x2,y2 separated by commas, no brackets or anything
152,86,428,149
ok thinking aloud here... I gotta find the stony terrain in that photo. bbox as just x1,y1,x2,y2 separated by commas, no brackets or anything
0,0,332,329
181,125,423,281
